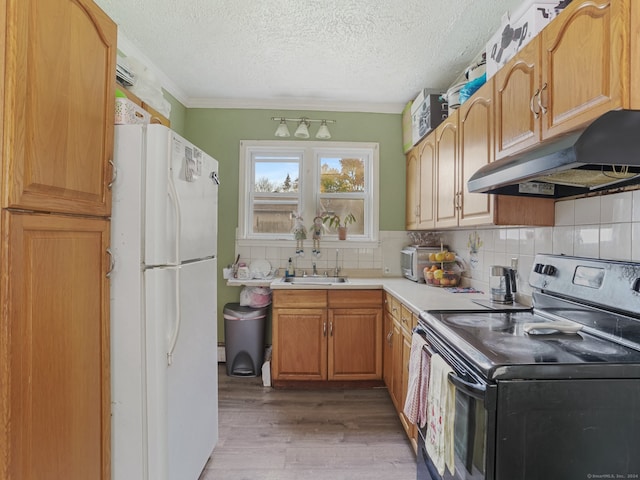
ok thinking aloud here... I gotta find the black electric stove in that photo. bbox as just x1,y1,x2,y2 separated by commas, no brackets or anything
420,254,640,381
415,254,640,480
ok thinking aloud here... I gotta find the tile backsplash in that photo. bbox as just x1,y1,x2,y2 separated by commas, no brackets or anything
235,190,640,298
445,190,640,298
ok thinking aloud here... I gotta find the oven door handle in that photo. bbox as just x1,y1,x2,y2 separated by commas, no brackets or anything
448,372,486,400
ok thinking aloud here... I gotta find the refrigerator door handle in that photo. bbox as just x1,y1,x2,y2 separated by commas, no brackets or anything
167,266,181,365
167,173,182,265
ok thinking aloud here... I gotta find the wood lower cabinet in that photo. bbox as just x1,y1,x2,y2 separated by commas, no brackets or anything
272,289,383,384
383,292,417,451
1,212,111,479
272,306,328,380
382,303,394,390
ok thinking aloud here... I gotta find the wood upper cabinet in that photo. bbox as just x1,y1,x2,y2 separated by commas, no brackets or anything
435,88,497,229
405,147,420,229
406,137,435,230
434,81,555,228
494,37,541,157
2,0,117,215
457,80,495,227
495,0,632,159
271,289,383,383
2,211,111,480
434,111,459,228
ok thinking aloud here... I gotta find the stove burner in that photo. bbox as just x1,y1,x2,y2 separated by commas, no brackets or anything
444,313,509,328
554,337,634,359
482,335,558,357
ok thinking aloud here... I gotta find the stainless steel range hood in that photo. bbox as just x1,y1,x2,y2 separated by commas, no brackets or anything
468,110,640,198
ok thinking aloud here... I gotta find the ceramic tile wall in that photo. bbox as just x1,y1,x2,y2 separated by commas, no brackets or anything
234,230,408,278
234,190,640,292
444,190,640,298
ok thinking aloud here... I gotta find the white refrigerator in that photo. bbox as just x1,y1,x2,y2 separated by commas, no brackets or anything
110,124,219,480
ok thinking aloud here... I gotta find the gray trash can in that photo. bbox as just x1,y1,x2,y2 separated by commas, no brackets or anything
223,303,267,377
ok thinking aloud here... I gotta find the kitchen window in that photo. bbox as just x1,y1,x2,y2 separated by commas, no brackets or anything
238,140,379,245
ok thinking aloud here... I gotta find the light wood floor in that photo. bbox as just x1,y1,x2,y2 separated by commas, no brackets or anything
199,364,416,480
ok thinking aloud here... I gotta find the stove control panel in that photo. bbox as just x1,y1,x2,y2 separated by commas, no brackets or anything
529,254,640,315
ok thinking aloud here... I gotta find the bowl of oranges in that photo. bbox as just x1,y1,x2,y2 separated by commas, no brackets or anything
423,250,463,287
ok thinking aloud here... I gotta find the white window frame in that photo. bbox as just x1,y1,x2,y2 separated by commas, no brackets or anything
238,140,379,248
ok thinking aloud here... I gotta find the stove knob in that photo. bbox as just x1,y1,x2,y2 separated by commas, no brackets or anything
632,278,640,293
534,263,544,273
542,264,556,276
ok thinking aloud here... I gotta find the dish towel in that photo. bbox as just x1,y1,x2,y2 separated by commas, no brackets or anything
403,333,431,428
425,353,456,476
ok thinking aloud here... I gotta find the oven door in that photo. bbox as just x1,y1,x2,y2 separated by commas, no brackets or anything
417,337,492,480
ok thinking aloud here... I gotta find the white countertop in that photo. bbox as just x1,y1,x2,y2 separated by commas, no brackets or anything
227,276,494,315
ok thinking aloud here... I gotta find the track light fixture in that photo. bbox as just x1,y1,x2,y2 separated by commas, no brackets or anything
271,117,336,140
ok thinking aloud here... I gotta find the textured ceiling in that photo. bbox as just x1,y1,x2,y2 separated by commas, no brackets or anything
95,0,524,112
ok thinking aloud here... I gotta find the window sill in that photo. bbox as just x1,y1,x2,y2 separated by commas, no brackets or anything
236,238,380,249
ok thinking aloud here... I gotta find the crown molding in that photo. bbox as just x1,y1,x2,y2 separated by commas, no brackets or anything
184,96,405,114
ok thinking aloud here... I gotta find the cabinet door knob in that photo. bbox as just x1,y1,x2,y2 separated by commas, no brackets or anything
323,321,327,337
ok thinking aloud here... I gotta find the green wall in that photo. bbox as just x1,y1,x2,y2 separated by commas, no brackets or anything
181,108,406,342
163,90,187,136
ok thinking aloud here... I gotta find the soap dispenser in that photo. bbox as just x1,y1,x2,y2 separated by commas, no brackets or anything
286,257,294,277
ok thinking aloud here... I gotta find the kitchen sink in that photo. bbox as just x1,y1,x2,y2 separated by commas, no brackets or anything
280,276,349,285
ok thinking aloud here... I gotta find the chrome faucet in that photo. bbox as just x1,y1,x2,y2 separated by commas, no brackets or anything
334,249,340,277
312,262,318,276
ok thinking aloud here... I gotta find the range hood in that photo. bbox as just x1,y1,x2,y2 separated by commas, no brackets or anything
468,110,640,198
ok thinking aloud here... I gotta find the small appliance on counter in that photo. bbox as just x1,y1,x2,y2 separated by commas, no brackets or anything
401,245,447,283
488,264,518,303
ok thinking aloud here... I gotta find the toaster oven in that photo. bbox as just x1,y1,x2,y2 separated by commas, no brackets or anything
401,246,442,282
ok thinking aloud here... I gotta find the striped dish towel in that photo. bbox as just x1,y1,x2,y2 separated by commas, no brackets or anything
403,332,431,428
426,353,455,476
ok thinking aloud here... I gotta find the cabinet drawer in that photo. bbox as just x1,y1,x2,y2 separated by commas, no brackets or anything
389,295,401,319
328,289,382,308
384,292,394,313
273,290,327,308
400,304,414,333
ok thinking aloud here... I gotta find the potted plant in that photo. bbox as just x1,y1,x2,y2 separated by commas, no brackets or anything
322,212,356,240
